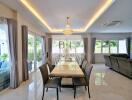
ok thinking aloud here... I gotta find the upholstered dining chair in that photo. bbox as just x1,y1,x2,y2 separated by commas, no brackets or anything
47,62,62,92
39,64,60,100
72,65,93,98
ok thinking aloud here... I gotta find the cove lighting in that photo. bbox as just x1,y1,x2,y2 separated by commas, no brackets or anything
20,0,114,33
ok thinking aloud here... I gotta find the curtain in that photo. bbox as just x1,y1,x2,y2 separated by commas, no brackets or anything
90,38,96,64
48,38,52,63
126,37,131,57
42,36,46,64
83,38,88,59
21,25,29,81
7,19,19,88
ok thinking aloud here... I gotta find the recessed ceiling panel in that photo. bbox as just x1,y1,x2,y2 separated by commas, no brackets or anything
28,0,105,29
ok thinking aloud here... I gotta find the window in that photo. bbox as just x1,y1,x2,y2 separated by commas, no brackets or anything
35,36,43,67
110,40,118,53
95,39,127,54
95,40,101,53
52,40,84,54
119,40,127,53
0,21,10,91
52,40,60,53
102,41,109,53
28,34,35,72
28,33,43,72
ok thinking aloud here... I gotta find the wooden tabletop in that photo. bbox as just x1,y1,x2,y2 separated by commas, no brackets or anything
50,58,84,78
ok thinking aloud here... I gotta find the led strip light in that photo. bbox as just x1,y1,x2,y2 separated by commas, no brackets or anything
20,0,114,33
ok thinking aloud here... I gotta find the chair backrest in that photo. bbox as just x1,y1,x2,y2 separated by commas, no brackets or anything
39,64,49,85
46,59,54,72
82,60,88,68
84,65,93,84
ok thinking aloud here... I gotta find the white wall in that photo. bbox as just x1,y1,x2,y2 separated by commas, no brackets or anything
17,13,46,82
0,3,46,83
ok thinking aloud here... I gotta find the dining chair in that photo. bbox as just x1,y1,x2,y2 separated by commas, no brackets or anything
72,65,93,98
82,60,88,69
47,61,54,72
39,64,60,100
47,62,62,92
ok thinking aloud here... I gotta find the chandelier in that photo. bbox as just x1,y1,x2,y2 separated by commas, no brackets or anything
63,17,73,35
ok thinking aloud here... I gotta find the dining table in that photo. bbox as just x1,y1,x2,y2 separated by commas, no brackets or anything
50,57,84,86
50,57,84,78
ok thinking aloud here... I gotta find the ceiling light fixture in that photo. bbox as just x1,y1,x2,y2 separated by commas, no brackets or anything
63,17,73,35
20,0,114,33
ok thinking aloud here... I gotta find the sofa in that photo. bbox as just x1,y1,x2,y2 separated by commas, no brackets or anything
104,54,132,79
104,55,112,68
117,57,132,78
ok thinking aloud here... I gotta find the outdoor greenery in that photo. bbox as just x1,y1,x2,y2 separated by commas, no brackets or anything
52,40,84,53
0,53,8,61
95,40,121,54
28,35,42,62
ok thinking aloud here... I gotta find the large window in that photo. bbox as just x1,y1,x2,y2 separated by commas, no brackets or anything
52,40,84,54
119,40,127,53
28,33,43,72
110,40,118,53
95,39,127,54
0,21,10,91
28,34,35,72
102,41,109,53
35,36,42,67
95,40,101,53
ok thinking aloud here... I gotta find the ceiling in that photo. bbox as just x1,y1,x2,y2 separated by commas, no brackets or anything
0,0,132,33
29,0,105,29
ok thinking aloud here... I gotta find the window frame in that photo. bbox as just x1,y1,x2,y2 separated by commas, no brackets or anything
95,39,127,54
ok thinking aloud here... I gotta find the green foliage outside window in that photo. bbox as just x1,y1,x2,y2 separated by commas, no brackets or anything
0,53,8,61
95,40,118,54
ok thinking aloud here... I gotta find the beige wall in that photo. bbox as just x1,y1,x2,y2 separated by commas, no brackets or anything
0,3,46,83
0,3,16,19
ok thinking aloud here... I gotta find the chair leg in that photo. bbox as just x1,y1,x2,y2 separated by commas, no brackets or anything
59,78,62,92
59,86,61,92
46,88,48,92
87,86,91,98
56,87,59,100
85,86,87,90
74,86,76,99
42,86,45,100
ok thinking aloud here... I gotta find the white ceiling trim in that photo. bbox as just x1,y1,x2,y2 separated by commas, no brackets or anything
20,0,114,33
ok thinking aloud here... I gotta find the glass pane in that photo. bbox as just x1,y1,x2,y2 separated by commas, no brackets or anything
52,40,60,53
102,40,109,53
76,40,84,53
35,36,42,67
52,39,84,55
28,34,34,72
95,40,101,53
110,40,118,53
119,39,127,53
0,22,10,91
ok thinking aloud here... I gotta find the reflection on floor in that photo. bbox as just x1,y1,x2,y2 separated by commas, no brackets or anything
0,64,132,100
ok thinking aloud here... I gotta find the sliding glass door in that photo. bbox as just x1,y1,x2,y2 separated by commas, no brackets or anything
28,33,43,73
0,21,10,91
35,36,42,68
28,34,35,72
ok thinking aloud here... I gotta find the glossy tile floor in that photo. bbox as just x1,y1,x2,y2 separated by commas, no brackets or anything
0,64,132,100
